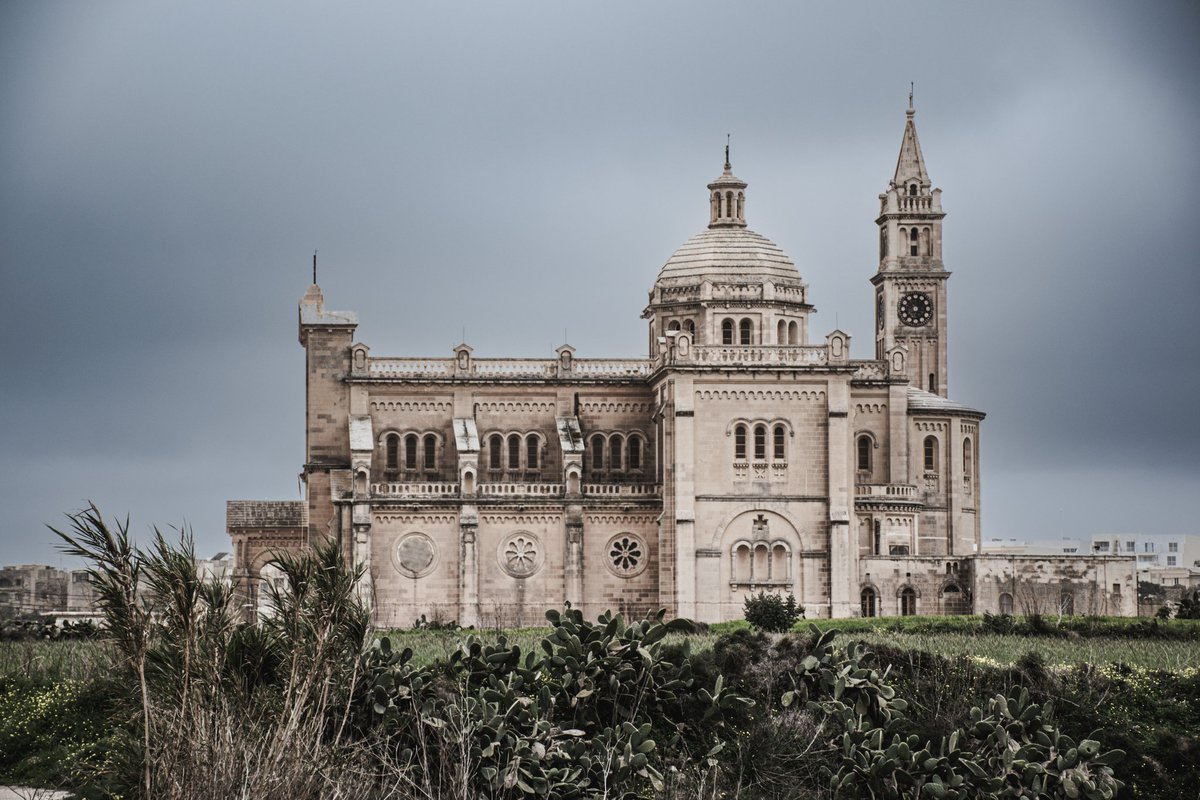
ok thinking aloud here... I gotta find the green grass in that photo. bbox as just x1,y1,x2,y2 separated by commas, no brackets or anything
373,616,1200,672
0,639,115,683
4,615,1198,681
837,630,1200,671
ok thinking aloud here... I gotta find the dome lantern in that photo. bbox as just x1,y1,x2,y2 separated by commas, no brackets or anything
707,141,748,229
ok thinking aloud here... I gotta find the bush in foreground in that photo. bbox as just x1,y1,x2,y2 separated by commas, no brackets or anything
743,591,804,632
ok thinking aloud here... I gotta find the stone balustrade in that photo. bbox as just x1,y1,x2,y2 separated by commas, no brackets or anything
897,194,935,212
368,357,651,380
478,482,565,497
581,483,660,497
372,482,460,497
851,360,888,380
572,359,652,377
855,483,918,499
370,359,454,377
688,345,828,366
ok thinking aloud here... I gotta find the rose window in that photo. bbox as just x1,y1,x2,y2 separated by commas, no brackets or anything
499,532,542,578
606,534,647,578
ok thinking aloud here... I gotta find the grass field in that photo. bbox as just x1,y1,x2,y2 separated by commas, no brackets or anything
376,614,1200,671
4,615,1197,682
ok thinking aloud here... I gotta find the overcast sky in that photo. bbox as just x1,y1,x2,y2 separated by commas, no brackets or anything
2,1,1198,566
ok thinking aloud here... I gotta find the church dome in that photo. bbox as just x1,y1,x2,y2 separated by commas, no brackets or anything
656,227,801,287
653,147,802,290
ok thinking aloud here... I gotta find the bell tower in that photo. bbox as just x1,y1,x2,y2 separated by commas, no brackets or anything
872,93,949,396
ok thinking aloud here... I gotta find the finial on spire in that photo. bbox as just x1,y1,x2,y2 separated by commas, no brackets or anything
724,134,731,171
908,83,915,116
312,250,318,285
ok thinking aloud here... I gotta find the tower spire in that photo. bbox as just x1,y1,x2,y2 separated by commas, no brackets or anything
724,134,731,172
893,91,930,189
312,250,318,285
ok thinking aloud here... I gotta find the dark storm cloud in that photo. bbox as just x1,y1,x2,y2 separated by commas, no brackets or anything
1,1,1197,563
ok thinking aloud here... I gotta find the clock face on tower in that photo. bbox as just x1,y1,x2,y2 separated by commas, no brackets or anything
898,292,933,327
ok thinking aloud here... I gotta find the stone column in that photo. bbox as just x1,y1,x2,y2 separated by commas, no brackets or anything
352,501,373,611
672,375,697,620
564,505,584,611
459,506,479,627
827,375,855,618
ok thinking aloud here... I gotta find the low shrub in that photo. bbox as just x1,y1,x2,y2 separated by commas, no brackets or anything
743,592,804,632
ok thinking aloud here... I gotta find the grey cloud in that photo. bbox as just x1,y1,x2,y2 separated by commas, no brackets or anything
1,0,1197,562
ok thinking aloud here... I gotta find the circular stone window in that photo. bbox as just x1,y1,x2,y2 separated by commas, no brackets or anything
394,532,437,578
498,532,543,578
606,533,647,578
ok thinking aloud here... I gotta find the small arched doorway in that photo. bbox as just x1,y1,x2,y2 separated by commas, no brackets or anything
860,587,878,618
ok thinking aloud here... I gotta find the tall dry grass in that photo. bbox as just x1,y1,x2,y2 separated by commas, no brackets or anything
52,505,379,800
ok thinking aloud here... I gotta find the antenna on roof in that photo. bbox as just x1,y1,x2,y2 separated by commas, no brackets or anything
724,134,731,170
312,250,318,285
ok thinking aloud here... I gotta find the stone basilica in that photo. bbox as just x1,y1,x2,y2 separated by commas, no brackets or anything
229,102,1135,624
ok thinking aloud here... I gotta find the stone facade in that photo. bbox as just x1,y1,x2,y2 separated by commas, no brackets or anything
228,102,1134,623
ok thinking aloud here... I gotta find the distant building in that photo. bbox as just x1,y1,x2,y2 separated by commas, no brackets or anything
1,552,237,620
0,565,68,620
1091,534,1200,595
196,552,235,584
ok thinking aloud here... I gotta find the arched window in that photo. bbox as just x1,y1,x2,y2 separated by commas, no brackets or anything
921,227,931,256
873,519,881,555
963,438,973,477
526,434,540,470
861,587,877,618
753,424,766,461
628,436,642,470
999,592,1014,615
404,434,418,470
901,587,917,616
771,543,788,581
909,227,919,256
423,433,437,470
777,319,787,344
753,543,768,580
733,543,751,582
928,373,936,393
722,319,734,345
591,434,605,470
908,183,917,196
683,319,695,336
739,318,752,345
725,190,733,217
734,424,747,460
507,433,521,470
857,435,872,472
1059,592,1075,616
610,434,624,470
385,435,399,471
923,436,938,473
667,320,680,332
489,434,502,470
773,425,786,460
788,320,799,345
736,191,744,218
